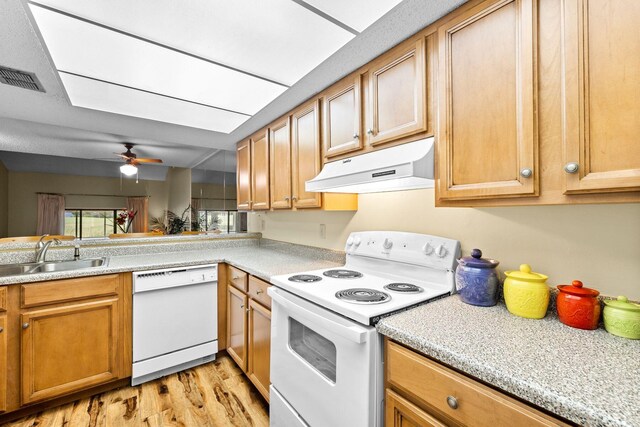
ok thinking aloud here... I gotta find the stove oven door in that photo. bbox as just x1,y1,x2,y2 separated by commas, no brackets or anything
268,287,383,427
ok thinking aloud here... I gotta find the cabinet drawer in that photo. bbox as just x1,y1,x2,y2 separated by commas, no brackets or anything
0,287,6,311
228,266,248,292
21,274,119,308
248,276,271,309
386,340,567,427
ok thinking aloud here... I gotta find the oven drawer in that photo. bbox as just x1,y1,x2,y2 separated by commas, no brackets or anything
228,266,248,291
386,340,567,427
248,276,271,308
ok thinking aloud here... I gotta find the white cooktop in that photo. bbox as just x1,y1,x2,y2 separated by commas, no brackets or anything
270,231,461,325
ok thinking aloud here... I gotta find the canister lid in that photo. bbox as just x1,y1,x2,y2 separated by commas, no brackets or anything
458,249,499,269
504,264,548,282
604,296,640,312
557,280,600,297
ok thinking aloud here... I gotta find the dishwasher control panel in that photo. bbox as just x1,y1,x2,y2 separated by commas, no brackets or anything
133,264,217,293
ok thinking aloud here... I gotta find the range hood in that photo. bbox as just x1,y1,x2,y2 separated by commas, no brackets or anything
306,137,435,194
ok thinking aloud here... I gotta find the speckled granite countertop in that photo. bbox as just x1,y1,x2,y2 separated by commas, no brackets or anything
0,239,344,285
377,296,640,427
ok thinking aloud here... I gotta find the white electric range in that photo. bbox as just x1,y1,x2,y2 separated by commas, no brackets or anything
268,231,461,427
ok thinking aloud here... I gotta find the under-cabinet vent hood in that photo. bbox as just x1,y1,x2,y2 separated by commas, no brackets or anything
306,137,435,194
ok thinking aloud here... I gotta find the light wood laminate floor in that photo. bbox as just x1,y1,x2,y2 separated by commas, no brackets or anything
2,355,269,427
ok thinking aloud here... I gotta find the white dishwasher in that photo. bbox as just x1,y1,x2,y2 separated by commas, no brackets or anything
132,264,218,385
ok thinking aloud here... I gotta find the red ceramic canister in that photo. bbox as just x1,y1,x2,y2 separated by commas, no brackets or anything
556,280,601,330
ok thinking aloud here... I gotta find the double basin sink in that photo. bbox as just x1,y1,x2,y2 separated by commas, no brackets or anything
0,258,108,277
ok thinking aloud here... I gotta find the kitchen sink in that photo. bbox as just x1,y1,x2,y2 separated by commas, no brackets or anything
0,258,109,277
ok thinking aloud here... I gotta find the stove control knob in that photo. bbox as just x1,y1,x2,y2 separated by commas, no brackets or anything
354,236,362,246
422,243,434,255
435,245,448,258
346,236,354,247
383,238,393,250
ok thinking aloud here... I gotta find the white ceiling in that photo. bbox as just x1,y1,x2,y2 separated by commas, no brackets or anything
0,0,467,165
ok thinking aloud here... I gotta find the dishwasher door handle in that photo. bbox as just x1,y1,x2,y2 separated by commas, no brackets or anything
269,287,368,344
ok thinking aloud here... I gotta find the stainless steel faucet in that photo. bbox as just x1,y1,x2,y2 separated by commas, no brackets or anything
35,234,61,262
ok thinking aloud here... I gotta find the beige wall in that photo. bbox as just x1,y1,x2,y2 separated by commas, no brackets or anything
248,189,640,299
0,161,8,237
166,167,192,217
7,171,168,237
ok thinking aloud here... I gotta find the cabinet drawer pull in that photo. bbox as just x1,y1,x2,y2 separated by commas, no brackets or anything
353,133,359,139
520,168,533,178
284,197,290,201
22,322,30,329
0,327,3,333
446,395,459,410
564,162,579,174
240,304,244,309
367,128,374,135
292,196,298,201
256,289,264,295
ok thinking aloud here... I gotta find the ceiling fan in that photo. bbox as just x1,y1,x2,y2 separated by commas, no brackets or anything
115,143,163,176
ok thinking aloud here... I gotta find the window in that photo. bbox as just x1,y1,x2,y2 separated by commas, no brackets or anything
65,209,122,239
196,210,240,233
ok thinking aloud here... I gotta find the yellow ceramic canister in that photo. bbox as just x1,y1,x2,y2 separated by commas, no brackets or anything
503,264,550,319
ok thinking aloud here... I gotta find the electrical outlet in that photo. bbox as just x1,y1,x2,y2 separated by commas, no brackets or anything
320,224,326,239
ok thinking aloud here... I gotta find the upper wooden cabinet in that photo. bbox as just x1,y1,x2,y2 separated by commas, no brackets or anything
322,76,363,158
562,0,640,194
292,100,322,209
437,0,538,201
365,38,427,147
270,117,292,209
236,139,252,211
250,131,270,210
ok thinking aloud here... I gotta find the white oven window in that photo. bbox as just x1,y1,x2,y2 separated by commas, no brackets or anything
288,318,337,383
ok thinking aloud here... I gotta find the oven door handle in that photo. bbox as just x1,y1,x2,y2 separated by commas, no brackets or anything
269,288,368,344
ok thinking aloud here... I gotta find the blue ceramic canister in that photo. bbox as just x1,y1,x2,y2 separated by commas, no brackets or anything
455,248,500,307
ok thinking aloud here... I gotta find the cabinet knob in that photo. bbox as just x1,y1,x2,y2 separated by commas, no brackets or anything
520,168,533,178
446,395,459,410
256,289,264,295
353,133,359,139
0,327,3,333
367,128,374,135
292,196,298,201
564,162,579,174
22,322,29,329
284,197,290,201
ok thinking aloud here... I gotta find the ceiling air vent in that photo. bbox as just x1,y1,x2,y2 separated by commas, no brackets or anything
0,66,45,92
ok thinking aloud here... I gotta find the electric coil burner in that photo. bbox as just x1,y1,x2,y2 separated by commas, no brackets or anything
323,269,363,279
383,283,423,293
335,288,390,304
288,274,323,283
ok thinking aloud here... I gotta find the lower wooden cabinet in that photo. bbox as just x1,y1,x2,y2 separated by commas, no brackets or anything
247,299,271,400
0,273,131,417
21,299,121,404
225,265,271,402
227,284,248,371
0,314,7,413
385,339,569,427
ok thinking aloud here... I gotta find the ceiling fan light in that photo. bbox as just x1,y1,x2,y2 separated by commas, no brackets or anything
120,163,138,176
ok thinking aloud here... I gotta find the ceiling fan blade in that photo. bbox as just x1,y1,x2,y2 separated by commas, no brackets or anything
133,158,163,164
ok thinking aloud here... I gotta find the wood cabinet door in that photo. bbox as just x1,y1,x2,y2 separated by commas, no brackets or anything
366,39,426,147
251,131,270,210
270,117,292,209
562,0,640,193
323,76,363,158
226,285,248,372
236,139,252,210
292,100,322,208
386,389,446,427
21,299,120,405
437,0,538,200
0,315,6,413
247,299,271,402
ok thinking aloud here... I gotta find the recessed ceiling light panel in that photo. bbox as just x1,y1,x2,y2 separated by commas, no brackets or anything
30,4,287,115
303,0,403,33
59,72,250,133
31,0,355,86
